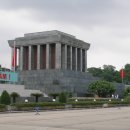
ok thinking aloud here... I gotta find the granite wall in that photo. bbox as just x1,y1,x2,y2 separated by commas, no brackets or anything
19,70,99,96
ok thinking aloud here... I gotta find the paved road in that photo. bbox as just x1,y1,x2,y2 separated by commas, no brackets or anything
0,107,130,130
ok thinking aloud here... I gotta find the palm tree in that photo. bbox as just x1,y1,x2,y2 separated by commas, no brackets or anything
31,93,43,102
10,92,20,103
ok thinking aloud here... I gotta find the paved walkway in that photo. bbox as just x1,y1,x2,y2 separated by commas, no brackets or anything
0,107,130,130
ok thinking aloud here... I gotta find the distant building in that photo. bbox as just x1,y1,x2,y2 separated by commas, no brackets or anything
8,30,99,96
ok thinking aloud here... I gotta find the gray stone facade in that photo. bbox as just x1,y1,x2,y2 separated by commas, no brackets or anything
9,30,90,72
19,69,99,96
8,30,98,96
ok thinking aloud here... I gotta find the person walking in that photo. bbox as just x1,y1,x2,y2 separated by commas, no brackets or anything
35,106,40,115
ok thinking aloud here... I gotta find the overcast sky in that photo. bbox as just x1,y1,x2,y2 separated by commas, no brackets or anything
0,0,130,70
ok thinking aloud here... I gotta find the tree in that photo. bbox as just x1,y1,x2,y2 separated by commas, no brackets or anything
59,92,67,103
87,65,121,83
31,93,43,102
113,70,121,83
123,86,130,97
0,90,11,105
49,93,59,99
87,67,102,77
103,65,116,72
102,65,116,82
124,64,130,84
88,80,115,98
124,64,130,71
10,92,20,103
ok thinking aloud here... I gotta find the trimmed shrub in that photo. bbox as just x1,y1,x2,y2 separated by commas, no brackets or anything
68,100,130,108
68,98,121,102
124,94,130,103
10,99,130,111
0,90,11,105
0,104,6,111
68,101,104,108
12,102,65,111
59,92,67,103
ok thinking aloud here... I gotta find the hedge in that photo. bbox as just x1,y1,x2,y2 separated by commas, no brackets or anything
68,98,121,102
68,99,130,108
0,104,6,112
11,102,65,111
11,100,130,111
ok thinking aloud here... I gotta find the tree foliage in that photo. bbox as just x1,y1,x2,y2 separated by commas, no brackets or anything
88,80,115,97
59,92,67,103
123,86,130,97
124,64,130,84
88,65,121,83
0,90,11,105
88,64,130,84
87,67,102,77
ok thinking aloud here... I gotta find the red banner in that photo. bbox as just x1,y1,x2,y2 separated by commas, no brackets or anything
12,48,17,69
120,69,125,79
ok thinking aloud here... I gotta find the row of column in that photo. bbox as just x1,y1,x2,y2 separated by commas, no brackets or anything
18,43,87,72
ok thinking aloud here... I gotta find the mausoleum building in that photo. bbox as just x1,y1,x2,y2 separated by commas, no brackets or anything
8,30,97,96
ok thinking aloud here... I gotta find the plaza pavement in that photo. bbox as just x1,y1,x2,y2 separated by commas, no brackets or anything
0,107,130,130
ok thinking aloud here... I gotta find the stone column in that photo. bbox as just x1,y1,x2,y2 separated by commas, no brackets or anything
11,48,13,69
18,48,20,69
29,46,32,70
19,46,23,71
55,43,61,69
46,44,50,69
70,46,72,70
37,45,40,70
80,48,82,72
85,50,87,72
64,44,67,69
15,48,17,68
75,47,77,71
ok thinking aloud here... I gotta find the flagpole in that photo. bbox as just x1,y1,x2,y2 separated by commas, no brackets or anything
121,67,124,85
120,67,125,87
122,73,123,85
